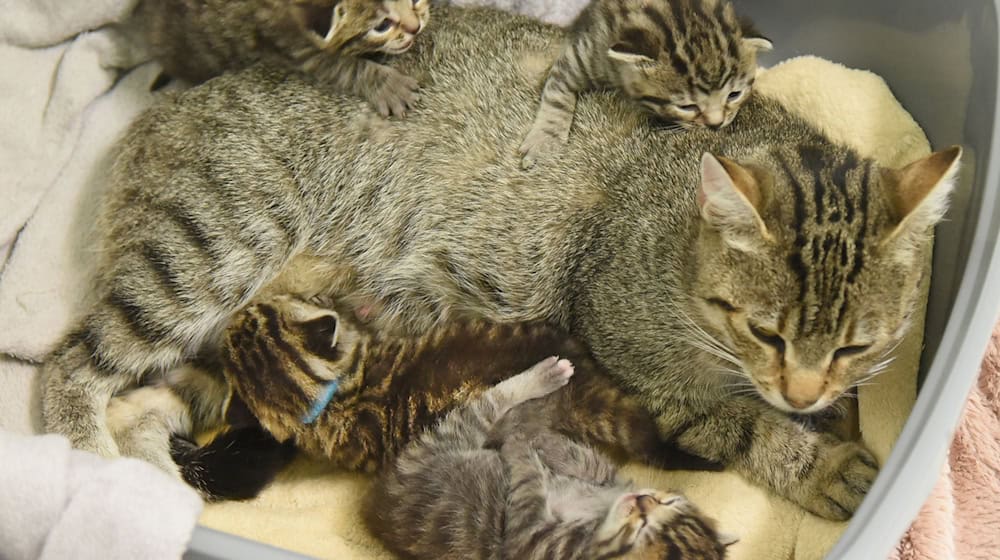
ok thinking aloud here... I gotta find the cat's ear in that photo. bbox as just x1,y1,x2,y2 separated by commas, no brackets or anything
698,152,772,250
292,0,348,48
299,311,340,354
881,146,962,253
608,29,661,66
718,532,740,547
738,17,773,52
224,390,257,428
742,36,773,52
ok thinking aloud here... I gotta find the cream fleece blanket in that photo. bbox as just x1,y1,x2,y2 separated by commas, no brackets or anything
197,56,933,560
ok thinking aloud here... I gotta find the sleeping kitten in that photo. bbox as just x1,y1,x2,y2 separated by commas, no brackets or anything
131,0,430,116
365,358,736,559
164,294,718,499
519,0,771,167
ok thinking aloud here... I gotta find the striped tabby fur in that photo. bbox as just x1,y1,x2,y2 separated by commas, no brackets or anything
365,359,734,560
519,0,771,167
44,6,960,522
130,0,430,116
204,295,716,474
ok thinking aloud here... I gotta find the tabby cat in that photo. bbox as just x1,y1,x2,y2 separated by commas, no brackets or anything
163,294,715,499
131,0,430,116
519,0,771,168
43,5,961,522
366,358,736,559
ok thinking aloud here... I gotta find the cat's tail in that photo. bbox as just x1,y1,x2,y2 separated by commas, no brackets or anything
555,366,724,472
170,425,298,502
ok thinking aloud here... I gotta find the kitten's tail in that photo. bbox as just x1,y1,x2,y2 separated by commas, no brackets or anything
556,367,724,472
170,425,297,502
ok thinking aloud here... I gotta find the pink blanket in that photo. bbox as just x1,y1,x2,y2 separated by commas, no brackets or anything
892,321,1000,560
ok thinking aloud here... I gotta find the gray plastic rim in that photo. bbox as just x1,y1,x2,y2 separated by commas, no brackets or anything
824,13,1000,560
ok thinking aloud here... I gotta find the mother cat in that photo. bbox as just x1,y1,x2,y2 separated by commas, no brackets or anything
42,5,959,521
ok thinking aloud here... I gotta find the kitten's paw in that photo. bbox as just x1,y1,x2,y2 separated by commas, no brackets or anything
523,356,575,398
799,440,879,520
371,69,420,118
518,126,567,169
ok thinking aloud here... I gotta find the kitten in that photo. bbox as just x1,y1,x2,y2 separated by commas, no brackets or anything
165,294,717,500
43,5,960,522
519,0,771,168
365,358,736,560
131,0,430,116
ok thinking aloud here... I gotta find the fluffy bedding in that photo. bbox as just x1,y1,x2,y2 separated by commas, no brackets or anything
0,1,944,559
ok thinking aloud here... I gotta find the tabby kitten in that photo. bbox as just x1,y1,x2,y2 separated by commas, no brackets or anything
131,0,430,116
200,295,715,474
43,5,960,523
365,359,735,560
519,0,771,168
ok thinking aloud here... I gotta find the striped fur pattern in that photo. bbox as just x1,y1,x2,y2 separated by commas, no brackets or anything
210,295,715,473
365,359,734,560
519,0,771,168
42,5,959,523
131,0,430,116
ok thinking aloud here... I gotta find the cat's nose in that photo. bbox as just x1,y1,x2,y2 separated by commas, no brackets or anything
400,17,420,34
636,495,658,514
703,109,725,129
782,373,825,410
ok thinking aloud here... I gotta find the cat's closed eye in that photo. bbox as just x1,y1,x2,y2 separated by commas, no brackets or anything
727,90,743,102
373,18,395,33
705,297,738,313
749,323,785,352
833,344,872,361
677,103,700,114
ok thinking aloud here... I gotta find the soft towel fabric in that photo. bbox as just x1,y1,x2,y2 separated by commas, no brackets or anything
0,2,962,560
890,322,1000,560
0,429,203,560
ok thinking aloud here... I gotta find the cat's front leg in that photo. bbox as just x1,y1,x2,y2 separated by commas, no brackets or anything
313,56,419,118
657,398,878,520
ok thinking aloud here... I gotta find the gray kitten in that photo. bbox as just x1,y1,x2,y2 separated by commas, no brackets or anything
42,5,960,522
365,357,735,560
130,0,430,116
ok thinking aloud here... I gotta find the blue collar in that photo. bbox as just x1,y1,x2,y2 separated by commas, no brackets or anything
302,380,339,424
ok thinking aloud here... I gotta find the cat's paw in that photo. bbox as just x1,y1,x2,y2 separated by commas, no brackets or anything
370,68,420,118
521,356,575,399
798,440,879,520
518,127,566,169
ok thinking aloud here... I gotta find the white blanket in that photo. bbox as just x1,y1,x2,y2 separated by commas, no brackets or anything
0,429,203,559
0,1,932,560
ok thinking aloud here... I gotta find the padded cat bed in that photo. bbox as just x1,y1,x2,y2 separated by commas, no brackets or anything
185,56,934,560
1,1,998,560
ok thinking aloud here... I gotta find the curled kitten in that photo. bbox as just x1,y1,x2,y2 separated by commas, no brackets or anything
132,0,430,116
366,358,738,559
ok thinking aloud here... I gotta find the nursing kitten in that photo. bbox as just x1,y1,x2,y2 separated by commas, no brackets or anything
44,5,960,522
172,295,715,487
519,0,771,167
131,0,430,116
366,359,735,560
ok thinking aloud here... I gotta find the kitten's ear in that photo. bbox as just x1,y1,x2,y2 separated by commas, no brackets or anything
881,146,962,252
292,0,348,47
738,17,773,52
742,37,773,52
299,311,340,354
718,531,741,547
608,29,661,65
698,152,772,250
224,390,257,428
